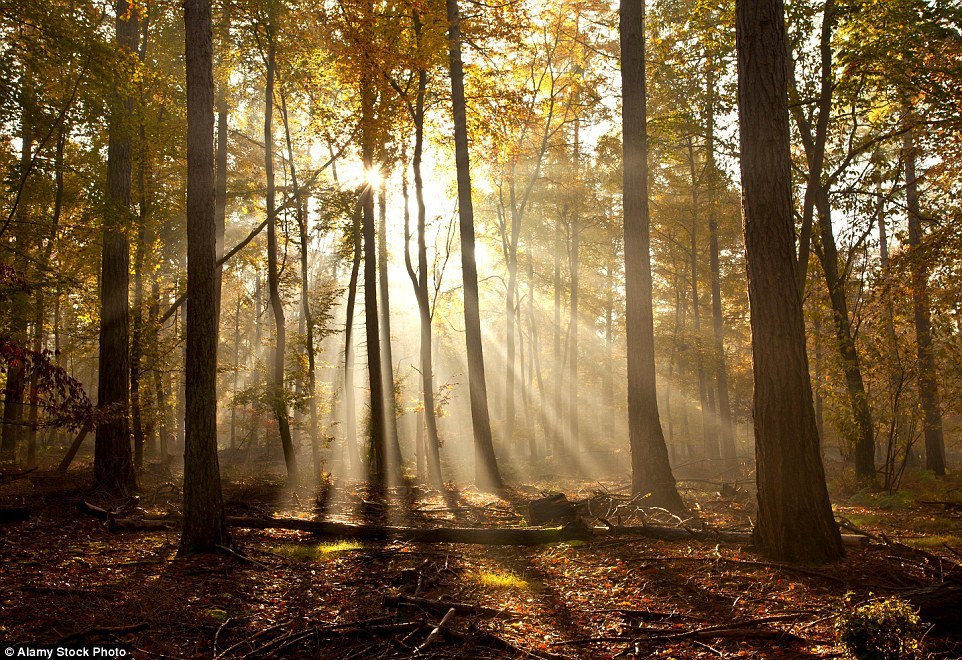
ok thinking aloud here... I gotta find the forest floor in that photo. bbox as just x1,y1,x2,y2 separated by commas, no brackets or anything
2,465,962,658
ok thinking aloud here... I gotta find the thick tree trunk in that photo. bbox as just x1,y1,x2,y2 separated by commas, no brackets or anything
180,0,229,554
94,0,138,496
445,0,503,490
263,37,298,484
735,0,843,563
903,121,945,476
0,69,34,464
619,0,683,512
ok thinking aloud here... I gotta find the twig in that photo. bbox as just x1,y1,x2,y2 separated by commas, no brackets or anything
416,607,456,653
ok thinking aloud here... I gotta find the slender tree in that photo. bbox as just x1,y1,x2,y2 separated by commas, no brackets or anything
180,0,229,554
620,0,684,512
445,0,503,490
735,0,843,563
903,118,946,475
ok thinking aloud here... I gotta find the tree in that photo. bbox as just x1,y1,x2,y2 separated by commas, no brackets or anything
445,0,503,491
619,0,684,512
735,0,843,563
262,17,298,485
94,0,139,497
902,117,946,476
180,0,229,554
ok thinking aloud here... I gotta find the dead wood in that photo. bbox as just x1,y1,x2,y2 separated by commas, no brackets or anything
416,607,457,653
0,466,37,484
384,594,513,618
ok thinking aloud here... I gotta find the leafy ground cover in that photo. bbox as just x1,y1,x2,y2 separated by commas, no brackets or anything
2,468,961,658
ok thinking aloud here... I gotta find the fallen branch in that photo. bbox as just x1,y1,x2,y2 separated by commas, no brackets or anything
416,607,456,653
384,594,513,618
0,466,37,484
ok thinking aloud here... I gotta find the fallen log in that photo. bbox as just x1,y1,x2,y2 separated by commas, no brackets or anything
224,516,594,545
87,511,872,548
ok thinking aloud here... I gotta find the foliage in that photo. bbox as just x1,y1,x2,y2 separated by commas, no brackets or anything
836,596,924,660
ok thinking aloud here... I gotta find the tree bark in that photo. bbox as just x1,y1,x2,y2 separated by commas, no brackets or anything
735,0,843,563
619,0,684,512
401,65,443,485
279,87,321,483
343,203,363,476
687,138,718,463
902,119,945,476
94,0,138,496
377,183,402,470
705,67,736,462
180,0,229,554
445,0,503,490
263,33,298,484
360,76,390,486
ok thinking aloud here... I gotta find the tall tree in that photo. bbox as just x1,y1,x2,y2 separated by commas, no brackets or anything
180,0,229,554
620,0,683,512
902,117,946,475
94,0,139,496
445,0,503,490
263,21,298,484
735,0,843,563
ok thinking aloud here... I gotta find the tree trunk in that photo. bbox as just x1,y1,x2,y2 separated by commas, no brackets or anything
180,0,229,554
0,67,34,464
402,65,443,484
214,0,229,320
687,138,718,464
903,120,945,476
279,88,321,483
230,293,241,450
705,68,736,463
735,0,843,563
263,35,298,484
377,183,403,469
619,0,684,512
343,203,362,476
359,76,390,486
568,117,580,458
814,188,876,481
94,0,138,497
445,0,503,490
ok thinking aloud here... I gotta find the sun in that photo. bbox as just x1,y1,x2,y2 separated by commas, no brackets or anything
364,166,383,189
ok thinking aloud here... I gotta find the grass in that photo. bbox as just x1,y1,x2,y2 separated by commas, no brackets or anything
271,540,365,561
901,534,962,550
474,570,532,591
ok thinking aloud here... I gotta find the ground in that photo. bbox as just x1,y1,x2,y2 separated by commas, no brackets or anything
1,467,961,658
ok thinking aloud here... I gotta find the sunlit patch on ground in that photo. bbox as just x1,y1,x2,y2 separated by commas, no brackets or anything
271,540,365,561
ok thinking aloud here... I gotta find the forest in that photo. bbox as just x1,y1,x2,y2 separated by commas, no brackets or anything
1,0,962,656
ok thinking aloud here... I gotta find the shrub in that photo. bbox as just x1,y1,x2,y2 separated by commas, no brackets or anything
836,596,923,660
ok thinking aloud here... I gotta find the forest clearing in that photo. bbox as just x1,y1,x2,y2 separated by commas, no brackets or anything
2,0,962,656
